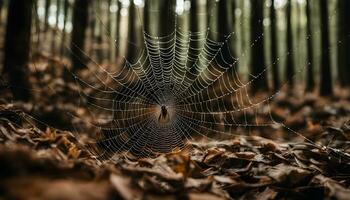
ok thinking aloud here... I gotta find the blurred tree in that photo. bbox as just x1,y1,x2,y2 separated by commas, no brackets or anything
60,0,69,56
305,0,315,92
55,0,60,30
96,0,104,62
3,0,33,101
115,0,122,57
207,0,218,41
160,0,175,90
285,0,294,87
160,0,176,36
126,0,138,62
319,0,332,96
34,0,41,52
218,0,236,67
107,0,113,61
88,1,96,56
107,0,112,34
44,0,51,32
338,0,350,87
0,0,3,24
52,0,61,54
270,0,280,91
188,0,207,73
250,0,268,93
70,0,90,71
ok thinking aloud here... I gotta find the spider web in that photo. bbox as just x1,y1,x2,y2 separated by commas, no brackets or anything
30,0,341,160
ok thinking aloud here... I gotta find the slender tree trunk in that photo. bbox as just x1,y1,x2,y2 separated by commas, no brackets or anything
305,0,315,92
88,1,96,56
0,0,3,24
55,0,60,29
160,0,175,90
319,0,333,96
126,0,137,62
337,0,350,87
240,0,246,70
70,0,89,71
107,0,112,34
218,0,236,67
44,0,51,32
270,0,280,91
189,0,200,71
60,0,69,57
107,0,113,62
34,0,41,53
160,0,176,36
115,0,121,57
285,0,294,87
52,0,61,54
207,0,218,41
188,0,207,73
96,0,103,62
250,0,268,93
296,1,303,72
3,0,33,101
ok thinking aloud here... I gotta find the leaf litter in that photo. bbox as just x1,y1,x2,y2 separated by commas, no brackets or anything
0,62,350,199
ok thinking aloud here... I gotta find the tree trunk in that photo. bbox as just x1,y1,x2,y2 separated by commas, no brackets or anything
44,0,51,32
107,0,113,62
285,0,294,87
270,0,280,91
0,0,3,24
188,0,207,73
218,0,236,67
88,1,96,56
160,0,176,36
115,0,121,57
250,0,268,93
207,0,218,41
126,0,138,62
60,0,69,57
337,0,350,87
52,0,61,54
96,0,104,62
319,0,332,96
305,0,315,92
3,0,33,101
189,0,200,70
70,0,89,71
34,0,41,53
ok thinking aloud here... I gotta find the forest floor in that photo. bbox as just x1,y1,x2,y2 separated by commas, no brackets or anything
0,57,350,200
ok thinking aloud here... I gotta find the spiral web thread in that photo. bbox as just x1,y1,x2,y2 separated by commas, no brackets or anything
61,1,340,160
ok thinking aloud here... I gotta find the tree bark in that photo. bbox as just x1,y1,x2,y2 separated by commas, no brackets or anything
126,0,138,62
0,0,3,24
52,0,61,54
250,0,268,93
44,0,51,32
270,0,280,91
218,0,236,68
207,0,218,41
115,0,121,57
319,0,333,96
305,0,315,92
159,0,176,36
188,0,207,73
60,0,69,56
34,0,41,52
3,0,33,101
285,0,294,87
70,0,89,71
337,0,350,87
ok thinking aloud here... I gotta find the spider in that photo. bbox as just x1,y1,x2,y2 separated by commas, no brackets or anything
158,105,170,123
